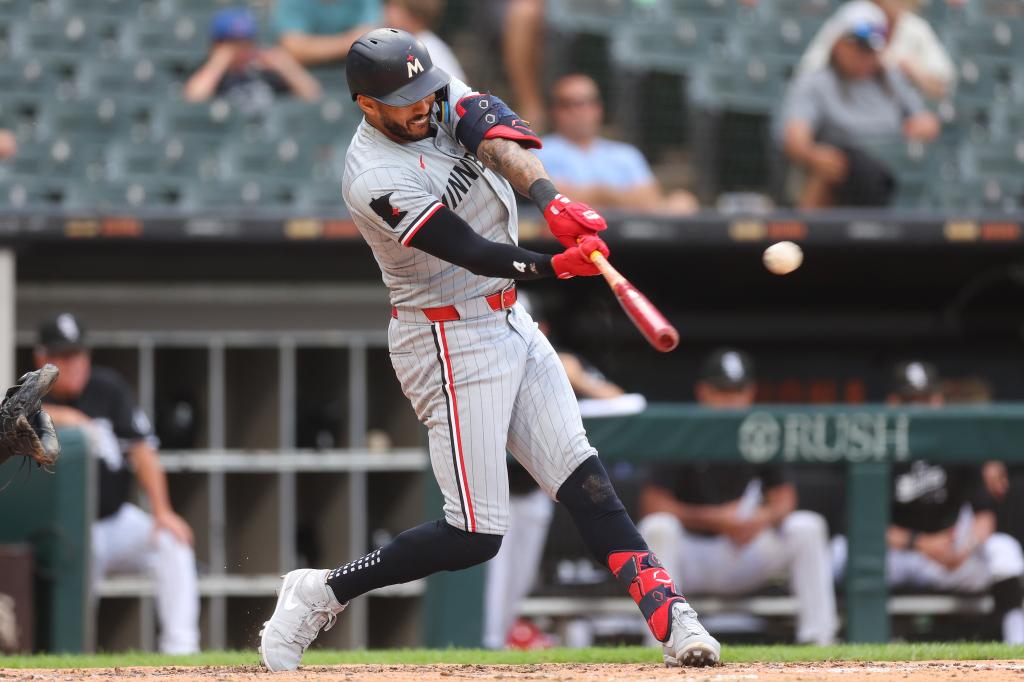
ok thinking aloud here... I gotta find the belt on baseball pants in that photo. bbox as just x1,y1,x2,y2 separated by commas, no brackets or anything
391,287,517,323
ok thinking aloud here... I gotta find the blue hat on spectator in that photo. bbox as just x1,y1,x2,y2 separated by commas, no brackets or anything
211,8,257,42
833,0,888,52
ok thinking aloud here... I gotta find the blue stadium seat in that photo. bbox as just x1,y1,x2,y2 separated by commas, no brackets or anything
294,181,345,212
9,15,120,59
0,58,58,97
689,55,794,114
180,179,300,209
152,99,247,140
263,98,361,144
0,177,69,208
0,138,106,180
611,19,721,76
951,57,1014,128
119,16,207,64
76,58,176,103
217,136,320,181
945,138,1024,210
37,96,132,140
730,15,823,60
105,137,219,181
0,0,61,20
64,178,186,210
72,0,160,19
945,19,1024,64
547,0,660,36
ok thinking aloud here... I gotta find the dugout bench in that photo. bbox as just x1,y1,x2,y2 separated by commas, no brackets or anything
426,404,1024,646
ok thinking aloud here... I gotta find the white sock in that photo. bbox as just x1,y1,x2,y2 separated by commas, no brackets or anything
1002,608,1024,644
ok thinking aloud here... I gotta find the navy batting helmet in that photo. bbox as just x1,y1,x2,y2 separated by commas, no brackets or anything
346,28,451,106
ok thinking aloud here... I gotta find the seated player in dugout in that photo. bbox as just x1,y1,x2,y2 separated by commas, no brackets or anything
35,313,200,654
258,28,720,671
832,360,1024,644
638,349,839,646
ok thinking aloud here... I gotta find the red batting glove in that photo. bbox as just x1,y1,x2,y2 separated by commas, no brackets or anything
544,194,607,248
551,235,610,279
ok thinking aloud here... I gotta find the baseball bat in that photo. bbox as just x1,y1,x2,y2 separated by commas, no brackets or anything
587,249,680,353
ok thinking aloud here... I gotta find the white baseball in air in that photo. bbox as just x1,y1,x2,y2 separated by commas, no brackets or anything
762,241,803,275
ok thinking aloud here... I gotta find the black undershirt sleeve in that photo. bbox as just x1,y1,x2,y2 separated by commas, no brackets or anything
407,205,555,279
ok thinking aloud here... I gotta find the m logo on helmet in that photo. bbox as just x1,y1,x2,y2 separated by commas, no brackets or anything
407,56,424,79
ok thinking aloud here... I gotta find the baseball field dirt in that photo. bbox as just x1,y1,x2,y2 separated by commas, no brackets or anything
2,661,1024,681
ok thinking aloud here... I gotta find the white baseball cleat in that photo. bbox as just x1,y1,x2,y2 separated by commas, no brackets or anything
662,600,721,667
259,569,347,672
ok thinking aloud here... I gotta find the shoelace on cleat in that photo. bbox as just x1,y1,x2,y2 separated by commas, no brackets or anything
289,605,338,647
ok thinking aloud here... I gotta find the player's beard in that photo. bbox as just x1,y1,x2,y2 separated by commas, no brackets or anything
381,111,433,143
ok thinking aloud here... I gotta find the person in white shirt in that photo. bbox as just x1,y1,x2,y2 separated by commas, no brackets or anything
796,0,955,100
383,0,466,82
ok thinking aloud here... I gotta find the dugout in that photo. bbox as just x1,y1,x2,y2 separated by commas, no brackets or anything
2,208,1024,649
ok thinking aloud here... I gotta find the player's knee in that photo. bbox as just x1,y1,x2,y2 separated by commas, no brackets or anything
782,510,828,542
556,455,626,516
985,533,1024,580
153,529,195,560
461,531,503,565
637,512,681,545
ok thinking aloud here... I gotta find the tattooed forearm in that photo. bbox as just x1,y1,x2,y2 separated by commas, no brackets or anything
476,138,550,197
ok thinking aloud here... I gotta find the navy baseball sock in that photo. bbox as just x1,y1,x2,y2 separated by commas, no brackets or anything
557,455,686,641
325,519,501,604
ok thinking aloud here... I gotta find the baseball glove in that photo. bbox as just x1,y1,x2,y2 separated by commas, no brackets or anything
0,364,60,470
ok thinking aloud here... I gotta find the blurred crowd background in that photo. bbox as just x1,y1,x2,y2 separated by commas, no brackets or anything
0,0,1021,212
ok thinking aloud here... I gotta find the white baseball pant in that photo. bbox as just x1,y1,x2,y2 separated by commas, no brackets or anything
639,509,838,645
91,503,200,653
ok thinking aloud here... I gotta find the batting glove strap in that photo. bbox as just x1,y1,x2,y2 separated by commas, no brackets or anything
544,195,608,248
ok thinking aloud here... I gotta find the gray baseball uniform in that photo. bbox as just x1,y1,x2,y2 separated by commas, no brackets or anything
342,77,596,534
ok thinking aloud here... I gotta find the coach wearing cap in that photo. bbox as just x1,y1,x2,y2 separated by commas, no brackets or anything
778,0,940,208
637,348,838,646
35,313,200,654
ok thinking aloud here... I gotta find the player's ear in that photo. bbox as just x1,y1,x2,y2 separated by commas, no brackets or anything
355,94,377,117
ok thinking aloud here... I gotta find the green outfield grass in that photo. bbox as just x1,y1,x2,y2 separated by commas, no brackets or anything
1,643,1023,669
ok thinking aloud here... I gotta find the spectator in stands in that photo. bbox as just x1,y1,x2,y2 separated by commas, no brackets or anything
185,8,321,112
638,349,838,646
483,292,647,649
535,74,699,214
383,0,465,81
36,313,200,654
832,360,1024,644
797,0,955,100
0,130,15,160
272,0,380,66
779,0,940,208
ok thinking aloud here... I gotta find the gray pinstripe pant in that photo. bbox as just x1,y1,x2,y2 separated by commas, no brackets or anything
388,301,596,535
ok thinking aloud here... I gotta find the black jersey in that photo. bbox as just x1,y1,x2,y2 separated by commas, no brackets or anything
646,462,791,537
890,461,995,533
45,367,153,520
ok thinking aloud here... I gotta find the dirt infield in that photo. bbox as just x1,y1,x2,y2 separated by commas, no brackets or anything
2,661,1023,682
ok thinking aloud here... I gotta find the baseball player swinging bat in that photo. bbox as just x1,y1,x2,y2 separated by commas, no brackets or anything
585,246,680,353
258,28,720,673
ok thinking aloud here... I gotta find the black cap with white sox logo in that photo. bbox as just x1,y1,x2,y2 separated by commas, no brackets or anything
346,28,451,106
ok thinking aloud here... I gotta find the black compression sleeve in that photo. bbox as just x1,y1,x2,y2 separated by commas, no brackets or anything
407,205,554,279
